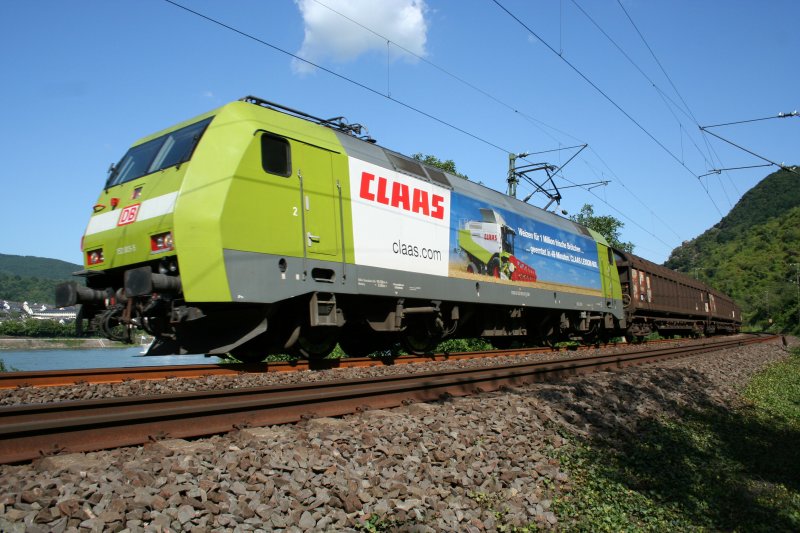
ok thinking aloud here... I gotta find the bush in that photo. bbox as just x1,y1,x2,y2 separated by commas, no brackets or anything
0,319,77,338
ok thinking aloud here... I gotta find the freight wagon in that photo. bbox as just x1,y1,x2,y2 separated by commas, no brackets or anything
614,250,740,340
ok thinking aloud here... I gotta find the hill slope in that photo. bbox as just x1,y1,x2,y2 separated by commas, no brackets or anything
664,167,800,332
0,254,81,304
0,253,81,280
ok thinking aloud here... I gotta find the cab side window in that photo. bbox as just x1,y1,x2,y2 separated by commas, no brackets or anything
261,134,291,177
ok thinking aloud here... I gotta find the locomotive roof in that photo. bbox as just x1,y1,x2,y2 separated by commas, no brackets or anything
127,95,608,247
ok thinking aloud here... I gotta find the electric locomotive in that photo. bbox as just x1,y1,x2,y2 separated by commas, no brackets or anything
57,96,635,359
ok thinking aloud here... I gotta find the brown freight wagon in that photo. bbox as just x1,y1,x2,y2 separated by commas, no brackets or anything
613,250,741,340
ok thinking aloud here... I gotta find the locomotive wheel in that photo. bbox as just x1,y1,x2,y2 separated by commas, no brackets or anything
401,321,440,355
401,333,438,355
581,322,600,346
296,326,338,359
490,336,515,349
229,343,267,364
582,332,599,346
539,319,561,348
624,333,646,344
338,328,389,358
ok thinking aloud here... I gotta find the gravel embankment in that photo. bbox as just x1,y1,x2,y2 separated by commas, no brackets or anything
0,336,794,532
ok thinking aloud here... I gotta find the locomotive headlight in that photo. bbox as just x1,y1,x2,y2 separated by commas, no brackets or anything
87,248,104,265
150,231,174,253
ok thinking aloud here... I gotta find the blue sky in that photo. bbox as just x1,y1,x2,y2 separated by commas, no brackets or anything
1,0,797,266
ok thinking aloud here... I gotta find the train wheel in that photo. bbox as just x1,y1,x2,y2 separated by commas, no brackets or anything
296,326,338,359
582,332,599,346
338,327,387,358
490,337,515,349
229,348,267,364
401,321,440,355
228,330,269,363
582,323,600,346
539,319,561,348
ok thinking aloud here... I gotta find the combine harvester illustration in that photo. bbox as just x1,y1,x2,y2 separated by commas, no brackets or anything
457,208,537,282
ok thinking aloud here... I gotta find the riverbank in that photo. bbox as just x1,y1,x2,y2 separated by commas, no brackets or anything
0,337,130,351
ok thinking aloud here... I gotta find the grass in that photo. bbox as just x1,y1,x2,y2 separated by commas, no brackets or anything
744,347,800,427
552,346,800,532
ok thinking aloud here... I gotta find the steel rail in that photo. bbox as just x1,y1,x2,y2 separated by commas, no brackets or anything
0,337,689,389
0,335,776,464
0,350,544,389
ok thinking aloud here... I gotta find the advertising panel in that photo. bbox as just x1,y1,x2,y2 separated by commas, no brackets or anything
348,158,451,277
450,193,602,293
348,157,602,295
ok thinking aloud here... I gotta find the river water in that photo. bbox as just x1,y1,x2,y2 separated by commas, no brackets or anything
0,347,222,372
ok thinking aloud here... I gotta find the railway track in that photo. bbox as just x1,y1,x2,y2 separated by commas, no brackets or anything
0,336,713,389
0,348,555,389
0,334,778,464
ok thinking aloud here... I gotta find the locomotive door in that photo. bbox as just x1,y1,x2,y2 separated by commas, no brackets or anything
292,141,339,257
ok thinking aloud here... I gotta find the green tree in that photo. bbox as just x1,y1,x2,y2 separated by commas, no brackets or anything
570,204,634,253
412,153,469,180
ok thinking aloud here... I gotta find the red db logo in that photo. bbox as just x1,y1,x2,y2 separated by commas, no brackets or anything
117,204,141,226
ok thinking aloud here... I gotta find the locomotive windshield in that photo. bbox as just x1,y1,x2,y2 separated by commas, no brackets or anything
106,117,213,187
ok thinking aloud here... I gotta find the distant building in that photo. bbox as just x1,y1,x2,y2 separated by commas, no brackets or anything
22,301,77,322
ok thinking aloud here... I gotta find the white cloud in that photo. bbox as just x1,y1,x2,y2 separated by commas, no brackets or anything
293,0,428,75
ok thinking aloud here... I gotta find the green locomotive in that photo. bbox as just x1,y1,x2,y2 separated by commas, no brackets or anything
57,96,627,359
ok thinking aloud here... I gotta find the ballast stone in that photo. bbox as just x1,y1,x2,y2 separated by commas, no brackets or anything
147,438,214,455
34,453,104,474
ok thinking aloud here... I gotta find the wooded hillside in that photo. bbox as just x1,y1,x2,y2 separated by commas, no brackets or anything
664,167,800,332
0,254,81,304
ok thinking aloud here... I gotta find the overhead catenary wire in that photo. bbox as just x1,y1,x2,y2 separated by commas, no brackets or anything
308,0,577,147
569,0,714,167
698,163,774,178
615,0,700,127
541,167,676,250
700,111,800,177
617,0,739,206
164,0,684,253
310,0,686,247
702,111,799,129
162,0,512,155
491,0,724,218
570,0,738,208
699,126,800,177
